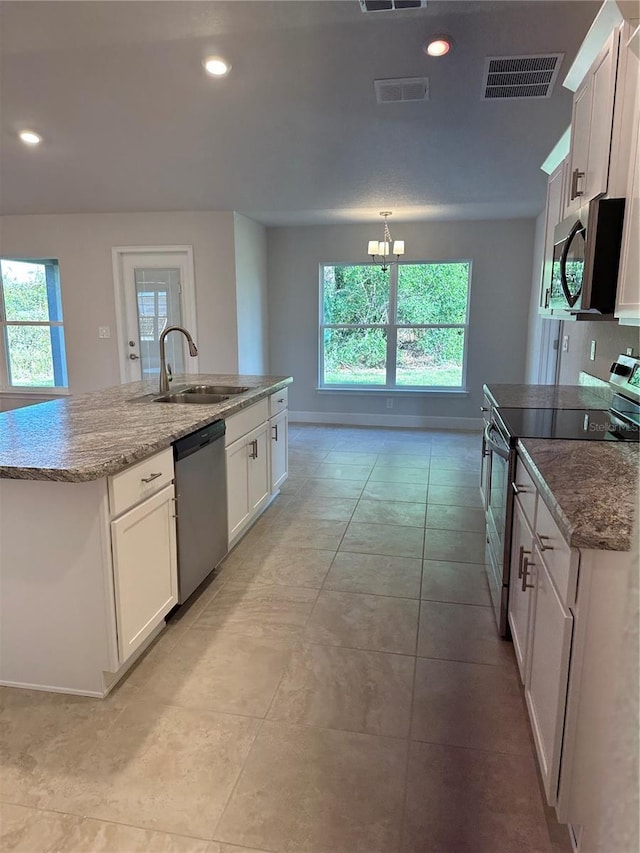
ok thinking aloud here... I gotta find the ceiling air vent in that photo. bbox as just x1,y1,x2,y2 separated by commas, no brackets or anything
360,1,427,13
375,77,429,104
482,54,564,100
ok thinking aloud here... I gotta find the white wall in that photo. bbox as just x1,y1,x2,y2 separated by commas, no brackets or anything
233,213,269,375
0,212,239,394
267,219,536,426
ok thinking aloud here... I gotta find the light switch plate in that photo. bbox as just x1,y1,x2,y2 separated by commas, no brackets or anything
98,326,110,339
590,340,597,361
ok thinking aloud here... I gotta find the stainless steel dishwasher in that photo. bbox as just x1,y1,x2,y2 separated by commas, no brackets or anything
173,420,228,603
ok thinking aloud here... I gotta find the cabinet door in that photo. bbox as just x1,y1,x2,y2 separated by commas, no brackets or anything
585,30,619,201
248,421,270,514
270,409,288,492
111,484,177,664
226,436,251,542
566,77,593,214
508,499,535,683
525,546,573,806
539,161,566,313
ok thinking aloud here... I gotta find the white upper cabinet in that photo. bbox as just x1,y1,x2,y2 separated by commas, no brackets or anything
540,159,569,314
565,28,620,214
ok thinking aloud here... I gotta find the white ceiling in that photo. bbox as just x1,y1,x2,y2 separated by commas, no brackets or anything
0,0,600,225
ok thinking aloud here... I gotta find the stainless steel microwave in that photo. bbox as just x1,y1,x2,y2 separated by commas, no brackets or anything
548,197,625,315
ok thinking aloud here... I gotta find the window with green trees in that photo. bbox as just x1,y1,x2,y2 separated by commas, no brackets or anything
320,261,471,388
0,259,68,389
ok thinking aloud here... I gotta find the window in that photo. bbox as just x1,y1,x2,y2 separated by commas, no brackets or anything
0,258,68,390
320,261,471,389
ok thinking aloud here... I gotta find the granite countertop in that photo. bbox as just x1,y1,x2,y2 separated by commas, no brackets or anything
0,374,292,482
518,438,639,551
484,383,612,410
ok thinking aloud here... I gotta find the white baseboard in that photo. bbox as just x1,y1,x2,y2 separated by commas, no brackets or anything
289,411,483,431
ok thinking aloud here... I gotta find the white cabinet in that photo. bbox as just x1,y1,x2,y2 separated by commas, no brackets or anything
110,483,178,663
248,422,270,514
225,406,271,545
270,408,288,492
539,159,568,314
508,498,535,683
565,28,620,213
615,25,640,326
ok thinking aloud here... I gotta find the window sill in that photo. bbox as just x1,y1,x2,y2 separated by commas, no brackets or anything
0,388,70,397
316,387,469,396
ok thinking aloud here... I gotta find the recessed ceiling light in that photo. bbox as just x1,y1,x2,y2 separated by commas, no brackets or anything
424,36,453,57
19,130,42,146
203,56,231,77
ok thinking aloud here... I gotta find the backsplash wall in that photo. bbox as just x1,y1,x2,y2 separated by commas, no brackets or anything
557,319,640,383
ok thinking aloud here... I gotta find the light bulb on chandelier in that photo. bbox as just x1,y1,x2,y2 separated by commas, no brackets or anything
367,212,405,272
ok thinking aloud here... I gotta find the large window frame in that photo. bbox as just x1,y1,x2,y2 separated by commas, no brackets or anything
318,260,472,391
0,257,69,393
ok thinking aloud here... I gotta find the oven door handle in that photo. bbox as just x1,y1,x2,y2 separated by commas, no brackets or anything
483,422,510,460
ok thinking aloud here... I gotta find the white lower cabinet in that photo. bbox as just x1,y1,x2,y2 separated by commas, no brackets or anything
270,408,288,492
226,420,270,544
525,543,573,806
110,483,178,664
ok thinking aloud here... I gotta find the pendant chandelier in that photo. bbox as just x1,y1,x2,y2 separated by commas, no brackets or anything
367,211,405,272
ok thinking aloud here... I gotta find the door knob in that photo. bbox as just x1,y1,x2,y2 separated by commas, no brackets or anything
129,353,140,360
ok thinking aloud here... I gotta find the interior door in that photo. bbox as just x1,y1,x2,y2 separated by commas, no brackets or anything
115,249,198,383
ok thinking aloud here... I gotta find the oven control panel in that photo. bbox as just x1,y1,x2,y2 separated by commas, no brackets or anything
609,354,640,400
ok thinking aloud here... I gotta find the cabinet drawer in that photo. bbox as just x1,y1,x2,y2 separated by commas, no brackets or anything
109,448,174,518
535,498,578,606
513,455,537,527
225,399,269,446
269,387,288,417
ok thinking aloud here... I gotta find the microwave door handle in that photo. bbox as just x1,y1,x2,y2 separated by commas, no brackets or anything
484,423,510,460
560,220,584,309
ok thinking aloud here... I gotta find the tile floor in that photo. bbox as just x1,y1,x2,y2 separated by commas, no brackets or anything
0,425,572,853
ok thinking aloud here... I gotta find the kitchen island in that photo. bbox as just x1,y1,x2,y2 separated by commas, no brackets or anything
0,374,292,697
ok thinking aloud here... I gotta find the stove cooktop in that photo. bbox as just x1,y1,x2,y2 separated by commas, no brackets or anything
495,407,640,443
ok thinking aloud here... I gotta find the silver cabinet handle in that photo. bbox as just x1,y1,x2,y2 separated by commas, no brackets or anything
129,353,140,360
536,533,554,551
480,406,490,412
570,168,585,200
141,471,162,483
272,424,279,441
277,398,285,403
512,482,528,495
249,439,258,459
521,556,535,592
544,288,550,309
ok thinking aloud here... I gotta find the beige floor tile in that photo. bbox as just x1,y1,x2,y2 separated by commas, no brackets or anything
289,449,330,465
372,453,430,469
0,802,77,853
429,457,480,473
362,481,428,503
194,583,318,640
423,528,486,563
323,451,380,465
268,643,414,737
130,630,294,717
215,721,406,853
278,476,307,496
418,601,514,666
217,845,277,853
427,484,483,507
256,518,347,551
301,478,365,499
228,546,335,588
402,742,553,853
0,688,125,808
278,495,358,522
43,702,260,839
421,560,491,606
368,466,430,484
427,467,479,487
410,657,533,754
65,814,212,851
341,521,424,559
425,504,485,532
312,462,373,482
304,590,419,655
351,499,426,528
324,551,422,598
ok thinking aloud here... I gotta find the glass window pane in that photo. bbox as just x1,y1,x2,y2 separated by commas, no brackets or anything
396,327,465,387
5,325,67,387
323,265,389,325
1,259,62,322
397,263,470,324
323,328,387,385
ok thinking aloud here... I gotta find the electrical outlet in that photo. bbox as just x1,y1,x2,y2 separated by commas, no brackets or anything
562,335,569,353
98,326,111,339
590,340,597,361
627,347,634,356
386,398,393,409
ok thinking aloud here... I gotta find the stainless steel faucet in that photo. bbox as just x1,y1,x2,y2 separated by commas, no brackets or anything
158,326,198,393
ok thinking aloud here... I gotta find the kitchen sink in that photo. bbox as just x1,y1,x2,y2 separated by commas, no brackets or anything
154,392,230,404
183,385,250,395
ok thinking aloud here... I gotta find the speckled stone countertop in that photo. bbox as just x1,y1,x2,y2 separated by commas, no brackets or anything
0,374,292,482
484,383,612,409
518,438,639,551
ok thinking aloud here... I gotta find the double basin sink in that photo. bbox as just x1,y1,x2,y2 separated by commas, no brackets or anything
154,384,250,404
